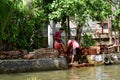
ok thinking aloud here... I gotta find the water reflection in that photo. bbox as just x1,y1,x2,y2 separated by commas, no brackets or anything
0,65,120,80
95,66,108,80
70,68,79,80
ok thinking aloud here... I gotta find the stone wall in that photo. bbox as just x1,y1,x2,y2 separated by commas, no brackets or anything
0,57,68,74
0,48,59,59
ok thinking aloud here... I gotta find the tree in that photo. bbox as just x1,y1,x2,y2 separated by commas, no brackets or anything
49,0,112,43
111,0,120,39
0,0,50,51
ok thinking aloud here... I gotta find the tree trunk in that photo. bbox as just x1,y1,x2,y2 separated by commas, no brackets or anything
101,21,104,33
107,18,112,44
66,16,71,40
61,15,70,44
75,24,82,43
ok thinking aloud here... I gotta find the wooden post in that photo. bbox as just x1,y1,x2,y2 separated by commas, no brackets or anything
108,18,112,44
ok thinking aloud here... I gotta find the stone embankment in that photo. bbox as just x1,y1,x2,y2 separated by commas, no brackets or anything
0,57,68,74
0,48,68,74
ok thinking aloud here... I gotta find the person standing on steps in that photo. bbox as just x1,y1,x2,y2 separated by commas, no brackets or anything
53,28,64,55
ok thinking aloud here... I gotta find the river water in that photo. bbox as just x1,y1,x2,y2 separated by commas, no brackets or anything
0,65,120,80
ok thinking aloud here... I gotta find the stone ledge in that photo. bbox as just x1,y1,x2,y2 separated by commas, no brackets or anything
0,57,68,74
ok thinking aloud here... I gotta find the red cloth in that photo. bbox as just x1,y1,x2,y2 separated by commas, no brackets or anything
54,41,62,49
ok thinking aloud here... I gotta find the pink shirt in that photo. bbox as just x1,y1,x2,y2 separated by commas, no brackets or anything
68,40,79,49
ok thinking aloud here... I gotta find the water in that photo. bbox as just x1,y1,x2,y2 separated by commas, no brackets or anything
0,65,120,80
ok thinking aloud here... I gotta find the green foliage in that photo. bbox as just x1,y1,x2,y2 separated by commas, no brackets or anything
111,1,120,31
82,34,96,48
0,0,50,51
49,0,75,19
86,0,112,21
49,0,112,22
49,0,112,42
115,9,120,15
0,0,14,34
0,0,119,51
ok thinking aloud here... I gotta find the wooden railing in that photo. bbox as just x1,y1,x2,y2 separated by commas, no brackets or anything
107,44,120,53
100,44,120,54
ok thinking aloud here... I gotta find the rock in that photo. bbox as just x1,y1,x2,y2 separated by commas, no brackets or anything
31,48,59,59
0,50,28,59
23,54,36,59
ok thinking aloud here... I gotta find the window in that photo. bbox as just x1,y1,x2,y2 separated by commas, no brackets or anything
97,23,109,33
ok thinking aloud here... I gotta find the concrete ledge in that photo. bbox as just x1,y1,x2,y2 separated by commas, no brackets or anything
0,57,68,74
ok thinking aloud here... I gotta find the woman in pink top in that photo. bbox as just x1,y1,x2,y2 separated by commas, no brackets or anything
68,40,80,65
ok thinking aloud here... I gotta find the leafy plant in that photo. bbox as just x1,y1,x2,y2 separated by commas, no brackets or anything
0,0,49,51
82,34,96,48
